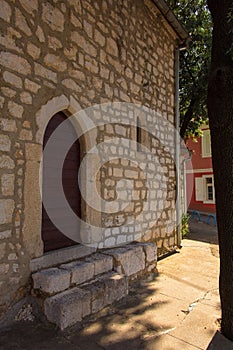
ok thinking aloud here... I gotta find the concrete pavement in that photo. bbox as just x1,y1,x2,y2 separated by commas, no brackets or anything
0,219,232,349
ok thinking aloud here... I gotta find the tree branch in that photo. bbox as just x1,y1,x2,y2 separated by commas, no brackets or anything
179,97,196,139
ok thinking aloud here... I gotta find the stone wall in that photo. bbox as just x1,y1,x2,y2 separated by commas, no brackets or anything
0,0,180,318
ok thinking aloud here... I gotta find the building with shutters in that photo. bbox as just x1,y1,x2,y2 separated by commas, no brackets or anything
185,126,216,214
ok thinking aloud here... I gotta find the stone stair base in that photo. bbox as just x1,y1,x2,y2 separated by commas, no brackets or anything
44,272,128,330
32,242,157,329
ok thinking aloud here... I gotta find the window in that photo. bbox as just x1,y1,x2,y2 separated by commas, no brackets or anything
136,116,142,152
203,175,215,203
202,130,211,157
195,175,215,203
136,116,150,151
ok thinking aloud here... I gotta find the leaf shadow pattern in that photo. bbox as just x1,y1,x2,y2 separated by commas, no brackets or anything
0,275,175,350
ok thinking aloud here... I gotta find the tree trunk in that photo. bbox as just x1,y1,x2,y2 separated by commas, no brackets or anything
207,0,233,341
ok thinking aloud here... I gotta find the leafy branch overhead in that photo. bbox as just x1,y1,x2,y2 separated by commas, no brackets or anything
167,0,212,139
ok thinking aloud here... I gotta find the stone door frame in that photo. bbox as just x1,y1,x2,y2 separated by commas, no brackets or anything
23,95,101,269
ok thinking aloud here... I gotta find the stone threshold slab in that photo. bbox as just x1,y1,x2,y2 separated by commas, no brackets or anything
30,245,96,272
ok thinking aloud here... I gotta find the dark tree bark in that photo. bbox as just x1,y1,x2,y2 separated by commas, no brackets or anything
180,97,196,139
207,0,233,341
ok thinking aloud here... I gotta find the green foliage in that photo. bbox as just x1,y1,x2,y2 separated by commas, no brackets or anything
181,213,190,238
167,0,212,138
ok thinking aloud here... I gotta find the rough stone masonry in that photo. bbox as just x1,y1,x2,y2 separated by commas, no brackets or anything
0,0,188,321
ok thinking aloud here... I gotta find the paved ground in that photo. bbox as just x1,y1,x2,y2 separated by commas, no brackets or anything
0,218,232,349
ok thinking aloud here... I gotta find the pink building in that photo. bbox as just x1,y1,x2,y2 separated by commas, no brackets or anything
186,127,216,214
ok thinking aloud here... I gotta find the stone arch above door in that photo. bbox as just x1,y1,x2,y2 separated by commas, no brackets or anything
22,95,100,260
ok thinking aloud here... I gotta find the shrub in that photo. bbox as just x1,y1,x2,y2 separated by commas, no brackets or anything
181,213,190,238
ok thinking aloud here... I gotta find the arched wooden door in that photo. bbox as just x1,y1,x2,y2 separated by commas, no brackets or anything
42,111,81,252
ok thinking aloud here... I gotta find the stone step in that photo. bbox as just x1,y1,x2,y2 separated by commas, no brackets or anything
32,243,157,330
32,253,113,295
103,242,157,277
44,272,128,330
32,243,157,295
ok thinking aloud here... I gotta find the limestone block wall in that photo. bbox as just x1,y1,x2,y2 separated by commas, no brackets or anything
0,0,179,318
93,106,177,250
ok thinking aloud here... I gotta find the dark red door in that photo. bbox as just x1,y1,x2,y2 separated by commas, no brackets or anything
42,111,81,252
